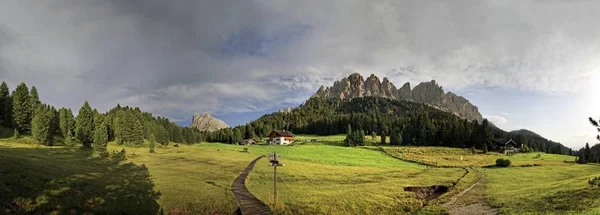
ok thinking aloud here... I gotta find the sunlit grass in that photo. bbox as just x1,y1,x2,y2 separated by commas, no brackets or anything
383,146,576,167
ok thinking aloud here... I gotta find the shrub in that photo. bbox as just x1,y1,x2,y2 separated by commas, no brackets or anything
495,158,512,167
588,176,600,187
110,148,127,161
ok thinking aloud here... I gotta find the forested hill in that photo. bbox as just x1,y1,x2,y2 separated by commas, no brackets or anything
0,81,203,148
206,96,571,154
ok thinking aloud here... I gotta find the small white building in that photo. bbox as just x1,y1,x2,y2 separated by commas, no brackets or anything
267,130,295,145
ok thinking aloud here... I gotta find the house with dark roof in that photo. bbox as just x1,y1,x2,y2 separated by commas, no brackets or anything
493,138,521,155
240,139,257,145
267,130,295,145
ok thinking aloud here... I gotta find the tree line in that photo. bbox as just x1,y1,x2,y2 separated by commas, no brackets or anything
0,81,204,154
206,96,571,154
575,117,600,164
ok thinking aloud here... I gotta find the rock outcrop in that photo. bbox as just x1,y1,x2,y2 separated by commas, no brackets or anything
189,112,229,132
313,73,483,122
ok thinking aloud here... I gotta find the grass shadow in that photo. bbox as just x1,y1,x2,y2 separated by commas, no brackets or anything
0,146,161,214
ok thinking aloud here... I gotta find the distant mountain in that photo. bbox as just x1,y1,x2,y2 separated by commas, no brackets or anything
189,112,229,132
510,129,543,138
312,73,483,122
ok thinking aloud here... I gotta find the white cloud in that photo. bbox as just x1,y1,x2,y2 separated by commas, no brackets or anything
484,115,509,125
1,0,600,122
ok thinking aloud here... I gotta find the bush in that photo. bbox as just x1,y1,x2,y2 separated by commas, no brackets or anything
110,148,127,161
495,158,512,167
589,176,600,187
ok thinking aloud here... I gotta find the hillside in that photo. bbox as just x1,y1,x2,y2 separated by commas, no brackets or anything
206,96,571,154
510,129,543,138
313,73,483,121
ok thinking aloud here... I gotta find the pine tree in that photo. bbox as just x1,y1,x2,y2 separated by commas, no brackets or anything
483,143,488,154
133,119,144,145
371,131,377,140
76,101,94,148
380,131,386,145
12,82,31,133
31,106,53,146
29,86,40,111
149,133,156,153
58,108,69,137
65,128,73,146
93,122,108,157
0,81,12,126
66,108,75,136
93,109,105,131
585,143,592,163
357,129,365,146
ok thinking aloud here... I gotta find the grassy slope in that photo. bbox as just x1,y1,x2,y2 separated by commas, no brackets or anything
484,165,600,215
199,143,465,214
0,138,466,215
3,133,599,215
383,146,575,167
382,145,600,214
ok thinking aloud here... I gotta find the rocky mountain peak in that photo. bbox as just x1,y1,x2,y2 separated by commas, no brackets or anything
313,73,483,121
190,112,229,132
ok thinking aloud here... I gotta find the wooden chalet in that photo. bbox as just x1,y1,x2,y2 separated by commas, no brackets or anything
493,138,520,155
267,130,295,145
240,139,257,145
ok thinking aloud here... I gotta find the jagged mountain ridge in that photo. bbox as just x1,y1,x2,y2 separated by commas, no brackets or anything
313,73,483,122
189,112,229,132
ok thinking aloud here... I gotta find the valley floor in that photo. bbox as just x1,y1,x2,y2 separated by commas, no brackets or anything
1,135,600,214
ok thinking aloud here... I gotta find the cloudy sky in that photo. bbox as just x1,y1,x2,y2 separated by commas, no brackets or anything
0,0,599,149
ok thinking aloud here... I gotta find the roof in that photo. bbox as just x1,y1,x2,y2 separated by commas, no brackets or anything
270,130,295,137
493,138,519,147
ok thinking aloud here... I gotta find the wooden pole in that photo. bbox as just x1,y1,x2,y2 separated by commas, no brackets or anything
274,164,278,207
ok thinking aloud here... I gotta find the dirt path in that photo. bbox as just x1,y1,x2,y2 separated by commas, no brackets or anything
444,168,483,206
232,156,273,215
445,168,498,215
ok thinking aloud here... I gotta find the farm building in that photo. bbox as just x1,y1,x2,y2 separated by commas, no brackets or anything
493,138,521,155
240,139,257,145
267,130,295,145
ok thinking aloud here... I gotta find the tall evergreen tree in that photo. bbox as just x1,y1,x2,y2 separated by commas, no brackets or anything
12,82,31,133
0,81,12,126
31,106,53,146
149,133,156,153
133,119,144,145
66,108,75,136
585,142,592,163
233,128,242,144
76,101,94,148
58,108,70,137
93,122,108,157
380,131,386,145
29,86,41,111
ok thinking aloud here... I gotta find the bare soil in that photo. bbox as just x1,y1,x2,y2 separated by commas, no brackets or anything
404,185,450,201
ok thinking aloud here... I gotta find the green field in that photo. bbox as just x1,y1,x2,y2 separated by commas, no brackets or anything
2,135,600,214
383,146,575,167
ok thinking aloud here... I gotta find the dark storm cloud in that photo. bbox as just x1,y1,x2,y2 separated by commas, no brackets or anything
0,0,599,123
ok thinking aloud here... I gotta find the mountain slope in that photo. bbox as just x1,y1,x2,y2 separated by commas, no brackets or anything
313,73,483,122
206,96,571,154
510,129,543,138
190,112,229,132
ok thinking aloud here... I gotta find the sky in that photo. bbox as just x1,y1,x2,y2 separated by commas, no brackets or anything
0,0,598,149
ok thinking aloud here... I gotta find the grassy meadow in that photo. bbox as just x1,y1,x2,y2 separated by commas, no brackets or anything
383,146,576,167
2,133,600,215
